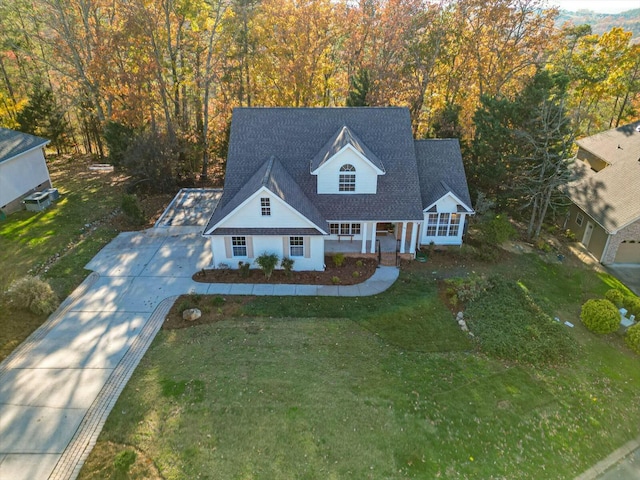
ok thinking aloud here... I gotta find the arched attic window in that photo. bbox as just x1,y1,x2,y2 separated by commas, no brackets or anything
339,164,356,192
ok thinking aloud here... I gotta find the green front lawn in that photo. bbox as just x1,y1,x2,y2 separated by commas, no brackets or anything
80,253,640,479
0,157,126,360
0,155,172,362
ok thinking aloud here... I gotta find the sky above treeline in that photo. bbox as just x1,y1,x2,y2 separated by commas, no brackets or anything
552,0,639,14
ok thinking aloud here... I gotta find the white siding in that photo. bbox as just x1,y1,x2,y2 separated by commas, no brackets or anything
315,147,380,194
217,189,318,229
211,235,325,271
0,149,51,208
420,194,467,246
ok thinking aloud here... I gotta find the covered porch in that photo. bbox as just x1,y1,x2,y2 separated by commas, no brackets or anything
324,221,420,256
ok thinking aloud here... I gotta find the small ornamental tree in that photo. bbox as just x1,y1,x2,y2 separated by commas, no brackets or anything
255,253,279,279
580,299,620,334
625,324,640,355
604,289,625,308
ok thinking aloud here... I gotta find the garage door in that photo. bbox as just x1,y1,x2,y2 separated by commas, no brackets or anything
614,240,640,264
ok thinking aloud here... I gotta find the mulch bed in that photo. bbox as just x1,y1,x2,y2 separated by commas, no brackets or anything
192,256,378,285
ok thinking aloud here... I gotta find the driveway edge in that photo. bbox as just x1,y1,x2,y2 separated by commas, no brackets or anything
48,295,177,480
575,436,640,480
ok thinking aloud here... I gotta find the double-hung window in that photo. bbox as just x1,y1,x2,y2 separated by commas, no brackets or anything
290,236,304,257
232,236,247,256
448,214,461,236
426,213,438,236
261,197,271,216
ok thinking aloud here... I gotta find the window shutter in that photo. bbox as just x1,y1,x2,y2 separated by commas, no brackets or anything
247,237,254,258
224,237,231,258
304,236,310,258
283,237,289,257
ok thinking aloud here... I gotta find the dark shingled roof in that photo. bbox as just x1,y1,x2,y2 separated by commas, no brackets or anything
205,107,425,234
0,128,49,164
310,125,385,173
207,155,326,233
414,139,473,211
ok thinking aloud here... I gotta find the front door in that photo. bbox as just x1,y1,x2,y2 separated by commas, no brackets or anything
582,222,594,247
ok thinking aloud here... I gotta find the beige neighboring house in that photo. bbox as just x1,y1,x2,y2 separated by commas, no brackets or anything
0,128,51,214
565,120,640,265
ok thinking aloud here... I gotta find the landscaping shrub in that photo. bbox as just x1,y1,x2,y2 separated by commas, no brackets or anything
238,261,251,278
255,253,279,279
580,299,620,334
444,274,490,307
281,257,294,276
113,449,136,473
477,214,516,246
625,323,640,355
465,276,577,365
604,289,625,308
5,276,59,315
332,253,345,267
121,194,145,225
331,276,341,284
623,296,640,317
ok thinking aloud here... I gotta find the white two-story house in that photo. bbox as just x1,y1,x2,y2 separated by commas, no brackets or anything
203,107,474,271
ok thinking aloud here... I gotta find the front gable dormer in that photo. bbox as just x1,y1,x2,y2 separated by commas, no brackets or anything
310,126,385,194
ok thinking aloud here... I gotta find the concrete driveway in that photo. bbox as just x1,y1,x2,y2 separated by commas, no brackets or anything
0,221,400,479
0,229,211,480
606,265,640,296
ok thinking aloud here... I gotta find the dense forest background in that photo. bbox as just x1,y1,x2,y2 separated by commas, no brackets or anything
0,0,638,224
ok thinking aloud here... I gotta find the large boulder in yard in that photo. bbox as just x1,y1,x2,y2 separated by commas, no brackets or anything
183,308,202,321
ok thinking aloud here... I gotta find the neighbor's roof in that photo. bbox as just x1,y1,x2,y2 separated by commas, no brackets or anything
414,139,473,212
0,128,49,164
205,107,424,234
565,120,640,233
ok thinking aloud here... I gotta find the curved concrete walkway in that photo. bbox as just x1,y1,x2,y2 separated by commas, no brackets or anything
0,228,398,480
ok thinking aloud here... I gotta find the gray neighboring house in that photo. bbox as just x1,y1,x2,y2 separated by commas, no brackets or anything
565,120,640,265
203,107,474,270
0,128,51,214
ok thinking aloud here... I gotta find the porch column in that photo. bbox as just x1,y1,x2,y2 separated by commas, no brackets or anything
400,222,408,254
409,222,419,253
361,222,368,254
370,222,377,253
209,238,216,268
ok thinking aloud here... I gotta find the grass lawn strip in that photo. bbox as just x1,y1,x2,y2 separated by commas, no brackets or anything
80,256,640,479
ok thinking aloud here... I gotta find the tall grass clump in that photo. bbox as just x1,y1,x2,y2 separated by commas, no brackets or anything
5,276,59,315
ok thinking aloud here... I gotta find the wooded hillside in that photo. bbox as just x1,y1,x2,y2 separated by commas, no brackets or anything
0,0,638,181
